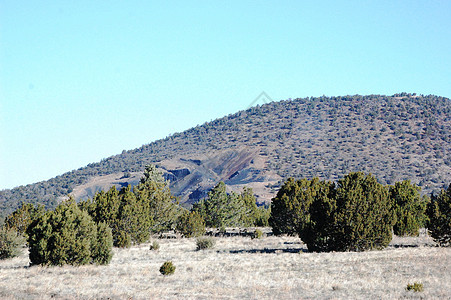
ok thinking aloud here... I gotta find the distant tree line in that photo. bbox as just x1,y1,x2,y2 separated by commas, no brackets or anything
0,165,271,265
270,172,450,251
0,168,449,266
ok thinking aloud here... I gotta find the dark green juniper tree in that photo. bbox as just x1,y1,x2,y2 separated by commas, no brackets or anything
192,182,260,228
270,172,395,252
27,199,113,266
389,180,428,236
427,184,451,246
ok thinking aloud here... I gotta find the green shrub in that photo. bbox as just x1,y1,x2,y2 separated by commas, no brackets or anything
252,229,263,239
255,206,270,227
149,240,160,251
330,172,394,251
196,237,215,250
159,261,176,276
406,282,423,292
115,230,131,248
390,180,427,236
271,172,395,252
27,199,113,266
426,184,451,246
4,203,44,238
92,222,113,265
176,211,206,238
191,183,261,228
0,227,25,260
269,177,324,236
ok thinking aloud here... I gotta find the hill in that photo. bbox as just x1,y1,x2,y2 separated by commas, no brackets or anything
1,93,450,217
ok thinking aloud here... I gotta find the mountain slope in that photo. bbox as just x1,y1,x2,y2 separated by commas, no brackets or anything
1,93,450,217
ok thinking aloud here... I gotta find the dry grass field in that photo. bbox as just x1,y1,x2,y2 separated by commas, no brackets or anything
0,229,450,299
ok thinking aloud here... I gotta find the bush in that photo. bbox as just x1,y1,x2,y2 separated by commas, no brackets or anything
92,222,113,265
27,199,113,266
196,237,215,250
176,211,206,238
115,230,131,248
330,172,394,251
390,180,427,236
159,261,176,276
255,206,270,227
149,240,160,251
4,203,44,238
426,184,451,246
191,183,261,228
269,178,319,236
0,227,25,260
406,282,423,292
252,229,263,239
271,173,395,252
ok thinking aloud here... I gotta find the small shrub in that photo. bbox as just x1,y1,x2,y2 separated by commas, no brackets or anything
149,241,160,251
115,231,131,248
159,261,176,276
0,227,25,260
196,237,215,250
406,282,423,292
252,229,263,239
176,211,206,238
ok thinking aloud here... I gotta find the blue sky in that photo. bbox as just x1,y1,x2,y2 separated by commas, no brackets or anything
1,1,450,190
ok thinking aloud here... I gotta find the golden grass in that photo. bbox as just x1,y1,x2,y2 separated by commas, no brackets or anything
0,230,450,299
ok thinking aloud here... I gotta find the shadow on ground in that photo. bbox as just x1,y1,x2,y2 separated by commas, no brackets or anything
227,247,307,254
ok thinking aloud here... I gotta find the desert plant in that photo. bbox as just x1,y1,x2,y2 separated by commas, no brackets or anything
176,211,206,238
426,184,451,246
390,180,427,236
406,282,423,292
252,229,263,239
159,261,176,276
196,236,215,250
3,203,44,238
27,199,113,266
255,206,271,227
269,177,317,236
149,240,160,251
115,230,131,248
329,172,395,251
0,227,25,259
92,222,114,265
272,173,395,252
192,183,258,228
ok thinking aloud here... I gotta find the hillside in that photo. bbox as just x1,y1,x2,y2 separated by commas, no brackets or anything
1,93,450,217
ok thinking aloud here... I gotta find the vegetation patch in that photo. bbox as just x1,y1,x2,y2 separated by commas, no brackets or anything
159,261,176,276
196,237,216,250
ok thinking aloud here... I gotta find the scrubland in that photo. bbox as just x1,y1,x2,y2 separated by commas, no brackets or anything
0,229,450,299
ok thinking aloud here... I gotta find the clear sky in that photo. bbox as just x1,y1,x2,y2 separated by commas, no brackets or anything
1,1,450,190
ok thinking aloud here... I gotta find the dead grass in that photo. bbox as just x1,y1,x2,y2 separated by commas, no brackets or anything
0,230,450,299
